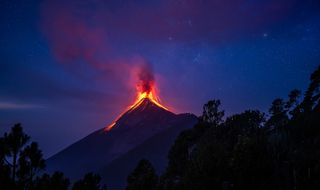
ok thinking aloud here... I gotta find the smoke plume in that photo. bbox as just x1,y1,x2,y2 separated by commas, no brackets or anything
137,63,155,94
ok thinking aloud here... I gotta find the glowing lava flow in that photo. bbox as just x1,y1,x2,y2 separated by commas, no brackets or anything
104,91,168,132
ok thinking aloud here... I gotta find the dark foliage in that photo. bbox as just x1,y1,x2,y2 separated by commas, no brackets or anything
17,142,46,189
0,124,105,190
126,159,158,190
4,123,30,182
72,172,106,190
128,66,320,190
201,99,225,126
30,172,70,190
0,137,12,189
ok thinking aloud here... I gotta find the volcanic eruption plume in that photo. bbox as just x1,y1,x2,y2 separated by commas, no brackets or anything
137,64,154,97
104,63,168,131
133,63,167,109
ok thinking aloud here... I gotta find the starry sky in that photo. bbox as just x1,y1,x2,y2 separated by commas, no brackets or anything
1,0,320,157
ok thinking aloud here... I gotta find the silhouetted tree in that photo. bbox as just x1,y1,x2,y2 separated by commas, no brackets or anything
230,132,272,189
72,172,106,190
0,137,12,189
17,142,45,188
163,121,215,190
158,64,320,190
201,100,224,126
286,89,301,113
301,65,320,113
126,159,158,190
1,124,69,190
30,172,70,190
180,110,269,190
266,98,288,129
166,130,194,178
3,123,30,183
160,100,225,190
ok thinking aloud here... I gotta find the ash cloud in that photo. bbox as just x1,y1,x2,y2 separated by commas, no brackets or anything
137,62,155,94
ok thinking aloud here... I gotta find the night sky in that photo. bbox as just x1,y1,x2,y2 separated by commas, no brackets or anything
1,0,320,158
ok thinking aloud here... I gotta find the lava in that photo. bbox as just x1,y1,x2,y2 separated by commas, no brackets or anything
104,88,168,132
130,91,168,111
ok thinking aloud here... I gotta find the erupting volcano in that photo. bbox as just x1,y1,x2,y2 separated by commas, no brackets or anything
46,64,197,190
105,63,168,131
105,87,168,131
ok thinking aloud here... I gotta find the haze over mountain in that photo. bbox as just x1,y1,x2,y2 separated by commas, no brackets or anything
46,98,197,189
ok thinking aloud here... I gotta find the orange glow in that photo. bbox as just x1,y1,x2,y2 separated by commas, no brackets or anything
130,91,168,111
104,87,168,132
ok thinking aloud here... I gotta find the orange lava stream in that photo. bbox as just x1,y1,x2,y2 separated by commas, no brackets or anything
104,91,168,132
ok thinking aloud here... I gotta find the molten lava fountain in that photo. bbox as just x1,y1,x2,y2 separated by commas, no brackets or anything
105,83,168,132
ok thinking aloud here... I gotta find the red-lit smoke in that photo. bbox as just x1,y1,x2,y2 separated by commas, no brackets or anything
136,63,154,95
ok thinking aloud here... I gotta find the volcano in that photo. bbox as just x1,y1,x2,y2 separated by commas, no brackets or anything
46,97,197,189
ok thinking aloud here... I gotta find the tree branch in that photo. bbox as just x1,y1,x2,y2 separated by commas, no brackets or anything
4,157,13,167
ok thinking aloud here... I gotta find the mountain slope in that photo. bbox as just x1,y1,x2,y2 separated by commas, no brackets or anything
46,98,197,181
98,113,197,190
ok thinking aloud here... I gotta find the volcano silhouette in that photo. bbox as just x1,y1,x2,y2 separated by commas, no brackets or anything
46,98,197,189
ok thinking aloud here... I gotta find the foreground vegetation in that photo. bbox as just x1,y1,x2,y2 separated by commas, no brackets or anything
126,66,320,190
0,125,106,190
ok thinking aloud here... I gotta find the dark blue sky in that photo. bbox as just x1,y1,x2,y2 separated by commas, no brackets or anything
1,0,320,157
